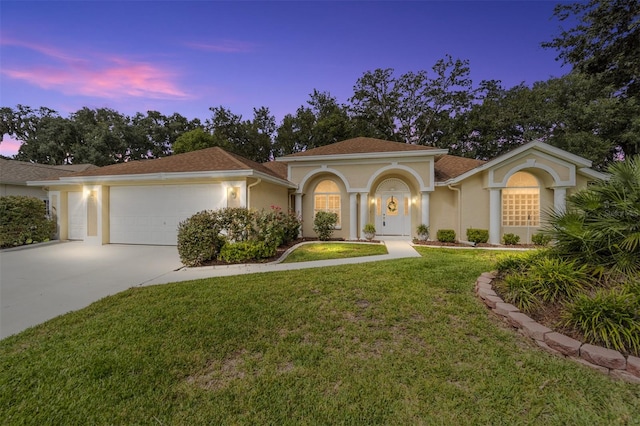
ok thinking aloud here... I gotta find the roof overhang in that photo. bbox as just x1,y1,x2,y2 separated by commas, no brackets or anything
436,140,598,186
28,170,297,189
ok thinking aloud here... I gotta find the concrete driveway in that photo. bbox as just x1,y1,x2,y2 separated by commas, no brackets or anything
0,241,183,339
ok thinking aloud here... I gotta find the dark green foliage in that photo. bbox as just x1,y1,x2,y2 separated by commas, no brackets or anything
563,288,640,355
526,257,591,303
313,211,338,241
494,250,549,274
546,155,640,281
177,207,301,266
502,233,520,245
531,232,552,246
466,228,489,244
176,211,225,267
436,229,456,243
499,273,540,313
219,241,276,263
0,196,56,248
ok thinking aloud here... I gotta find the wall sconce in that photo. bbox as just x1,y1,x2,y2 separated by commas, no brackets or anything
230,190,237,199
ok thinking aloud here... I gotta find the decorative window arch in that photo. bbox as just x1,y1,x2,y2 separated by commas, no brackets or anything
314,179,341,227
502,171,540,227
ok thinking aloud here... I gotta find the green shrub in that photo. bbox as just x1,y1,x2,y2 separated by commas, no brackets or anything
219,241,276,263
502,233,520,245
313,211,338,241
0,195,56,248
466,228,489,244
436,229,456,243
494,250,551,275
177,210,226,267
416,224,430,240
216,207,256,242
563,289,640,355
498,273,540,313
528,257,591,303
531,232,552,246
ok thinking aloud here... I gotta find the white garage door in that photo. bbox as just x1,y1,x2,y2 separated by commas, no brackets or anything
110,184,224,245
68,192,86,240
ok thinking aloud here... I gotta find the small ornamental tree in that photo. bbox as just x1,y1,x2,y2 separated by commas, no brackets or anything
313,211,338,241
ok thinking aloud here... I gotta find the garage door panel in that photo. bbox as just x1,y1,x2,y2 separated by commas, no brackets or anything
110,184,223,245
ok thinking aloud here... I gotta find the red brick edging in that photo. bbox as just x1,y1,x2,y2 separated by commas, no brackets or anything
476,272,640,384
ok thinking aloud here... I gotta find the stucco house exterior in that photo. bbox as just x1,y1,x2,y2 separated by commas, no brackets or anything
29,137,607,246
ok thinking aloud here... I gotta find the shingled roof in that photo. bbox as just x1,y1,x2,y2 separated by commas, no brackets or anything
434,155,486,181
64,147,284,180
0,158,96,185
283,137,440,157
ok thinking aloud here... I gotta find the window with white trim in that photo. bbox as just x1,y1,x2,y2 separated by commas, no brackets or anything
314,180,341,227
502,172,540,227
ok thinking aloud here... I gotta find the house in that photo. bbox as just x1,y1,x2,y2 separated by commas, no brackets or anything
29,137,607,246
1,158,96,213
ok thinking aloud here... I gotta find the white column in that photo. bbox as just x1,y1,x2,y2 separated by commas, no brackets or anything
359,192,369,238
295,193,303,237
421,191,430,227
553,187,567,213
489,188,501,245
349,192,358,240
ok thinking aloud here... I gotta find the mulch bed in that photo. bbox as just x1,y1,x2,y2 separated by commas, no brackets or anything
413,240,538,249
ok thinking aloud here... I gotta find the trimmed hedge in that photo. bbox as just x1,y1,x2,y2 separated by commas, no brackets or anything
436,229,456,243
466,228,489,244
0,196,56,248
313,211,338,241
219,241,276,263
503,233,521,245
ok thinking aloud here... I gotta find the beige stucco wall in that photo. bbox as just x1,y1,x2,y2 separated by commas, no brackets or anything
492,152,572,185
459,174,490,236
1,184,48,200
248,179,289,212
429,186,457,238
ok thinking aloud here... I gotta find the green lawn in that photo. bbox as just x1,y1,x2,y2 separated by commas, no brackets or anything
1,248,639,424
282,242,388,263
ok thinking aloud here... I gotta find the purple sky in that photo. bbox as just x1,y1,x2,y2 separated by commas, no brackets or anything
1,1,571,157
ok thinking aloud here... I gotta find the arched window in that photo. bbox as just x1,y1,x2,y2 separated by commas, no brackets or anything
502,172,540,226
314,180,341,227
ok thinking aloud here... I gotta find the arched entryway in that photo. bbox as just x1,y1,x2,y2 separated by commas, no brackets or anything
375,178,411,236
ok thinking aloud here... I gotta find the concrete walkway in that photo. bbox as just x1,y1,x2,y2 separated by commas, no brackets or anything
144,238,421,286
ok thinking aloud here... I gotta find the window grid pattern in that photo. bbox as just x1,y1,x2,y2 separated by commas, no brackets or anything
314,180,341,227
502,188,540,226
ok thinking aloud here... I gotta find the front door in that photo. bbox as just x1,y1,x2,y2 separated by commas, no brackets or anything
375,178,411,236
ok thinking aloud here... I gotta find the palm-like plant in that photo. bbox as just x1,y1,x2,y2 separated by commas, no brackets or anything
546,155,640,281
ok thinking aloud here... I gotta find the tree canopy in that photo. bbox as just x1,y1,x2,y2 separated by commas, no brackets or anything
1,1,638,167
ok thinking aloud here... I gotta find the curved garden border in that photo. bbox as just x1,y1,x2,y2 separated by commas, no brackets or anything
475,272,640,384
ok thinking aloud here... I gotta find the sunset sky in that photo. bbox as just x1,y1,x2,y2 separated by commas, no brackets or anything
1,1,572,157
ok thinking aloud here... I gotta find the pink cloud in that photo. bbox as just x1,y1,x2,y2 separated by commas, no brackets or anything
185,40,255,53
1,136,21,157
1,37,192,100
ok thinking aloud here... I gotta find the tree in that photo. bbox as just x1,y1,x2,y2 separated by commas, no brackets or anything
543,0,640,159
349,56,474,147
173,128,221,154
132,111,200,158
543,0,639,98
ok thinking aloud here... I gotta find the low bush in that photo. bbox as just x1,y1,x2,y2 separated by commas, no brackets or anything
502,233,520,245
177,206,301,266
219,241,276,263
563,288,640,355
531,232,552,246
313,211,338,241
436,229,456,243
527,257,591,303
494,250,551,275
466,228,489,244
0,195,56,248
177,211,226,267
498,273,540,313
